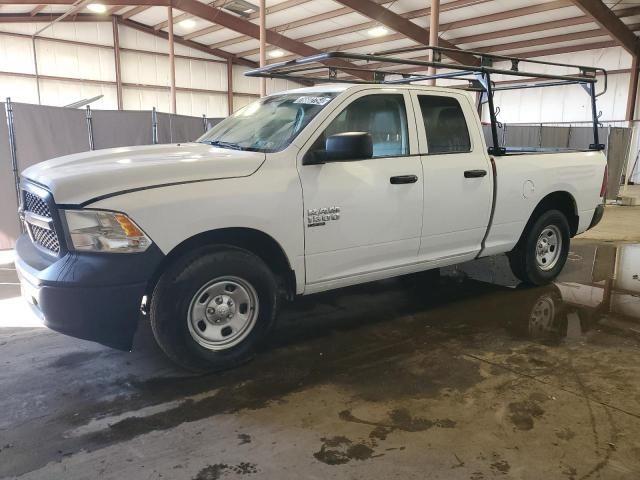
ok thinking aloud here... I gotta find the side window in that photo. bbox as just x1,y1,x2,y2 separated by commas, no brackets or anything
418,95,471,154
313,94,409,158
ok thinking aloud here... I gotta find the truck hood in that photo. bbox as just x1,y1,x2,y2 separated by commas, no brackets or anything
21,143,266,205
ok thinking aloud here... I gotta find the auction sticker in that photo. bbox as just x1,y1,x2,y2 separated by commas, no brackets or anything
294,96,332,106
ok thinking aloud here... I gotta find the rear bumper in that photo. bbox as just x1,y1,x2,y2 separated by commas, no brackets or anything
588,204,605,230
15,234,164,350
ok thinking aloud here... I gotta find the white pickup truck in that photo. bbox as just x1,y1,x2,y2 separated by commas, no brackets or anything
15,81,607,371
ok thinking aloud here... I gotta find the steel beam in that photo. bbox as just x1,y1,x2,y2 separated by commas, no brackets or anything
29,4,45,15
118,18,257,67
184,0,319,41
237,0,561,59
171,0,373,80
333,0,478,65
570,0,640,55
121,5,151,20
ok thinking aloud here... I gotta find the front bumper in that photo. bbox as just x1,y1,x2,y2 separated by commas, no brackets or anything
15,234,164,350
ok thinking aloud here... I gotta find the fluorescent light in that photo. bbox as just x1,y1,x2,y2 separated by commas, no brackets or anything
244,8,254,13
368,26,389,37
269,49,285,59
87,3,106,13
179,18,197,29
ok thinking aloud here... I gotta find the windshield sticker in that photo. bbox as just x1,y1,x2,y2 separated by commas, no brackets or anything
294,96,332,106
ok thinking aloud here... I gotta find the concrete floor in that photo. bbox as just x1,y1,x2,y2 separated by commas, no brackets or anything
2,208,640,479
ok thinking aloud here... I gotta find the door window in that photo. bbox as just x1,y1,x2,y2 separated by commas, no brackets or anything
312,94,409,158
417,95,471,154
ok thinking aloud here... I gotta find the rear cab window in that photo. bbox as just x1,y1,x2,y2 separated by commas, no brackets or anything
416,95,472,154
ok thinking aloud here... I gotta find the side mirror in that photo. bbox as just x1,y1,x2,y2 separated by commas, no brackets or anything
325,132,373,162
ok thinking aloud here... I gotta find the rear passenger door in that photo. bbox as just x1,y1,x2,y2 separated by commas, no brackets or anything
411,92,493,261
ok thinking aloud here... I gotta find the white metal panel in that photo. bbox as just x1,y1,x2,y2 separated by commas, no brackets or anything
233,65,260,94
283,11,370,40
198,28,243,45
491,47,632,123
119,23,221,61
120,50,170,86
176,90,227,117
457,23,602,50
232,95,256,112
0,34,34,74
128,6,181,26
174,56,227,90
39,78,118,109
0,74,38,103
123,86,171,113
37,39,115,82
442,6,583,40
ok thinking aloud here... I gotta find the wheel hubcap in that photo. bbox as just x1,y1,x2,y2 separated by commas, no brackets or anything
187,276,259,351
535,225,562,271
529,296,555,337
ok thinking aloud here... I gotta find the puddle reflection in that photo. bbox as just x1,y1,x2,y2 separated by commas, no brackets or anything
441,243,640,345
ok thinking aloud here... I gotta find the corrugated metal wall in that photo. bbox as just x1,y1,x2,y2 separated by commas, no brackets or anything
0,22,300,116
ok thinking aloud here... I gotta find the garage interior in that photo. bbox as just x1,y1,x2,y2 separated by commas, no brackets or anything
2,0,640,479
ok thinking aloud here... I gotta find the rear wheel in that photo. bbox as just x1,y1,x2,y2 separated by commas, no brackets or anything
150,246,278,372
508,210,570,285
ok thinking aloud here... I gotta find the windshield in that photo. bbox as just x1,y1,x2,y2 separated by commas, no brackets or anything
197,92,339,152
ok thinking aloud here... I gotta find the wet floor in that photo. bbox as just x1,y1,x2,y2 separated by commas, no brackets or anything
1,242,640,479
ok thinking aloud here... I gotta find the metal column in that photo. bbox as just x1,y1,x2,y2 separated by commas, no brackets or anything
167,6,177,114
259,0,266,97
626,55,639,122
5,97,20,209
85,105,95,151
427,0,440,85
112,16,123,110
227,57,234,115
152,107,159,144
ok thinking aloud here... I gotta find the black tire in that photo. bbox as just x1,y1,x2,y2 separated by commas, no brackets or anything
508,209,570,286
150,246,278,372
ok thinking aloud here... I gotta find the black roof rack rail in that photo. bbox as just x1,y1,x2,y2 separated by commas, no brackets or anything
245,46,607,155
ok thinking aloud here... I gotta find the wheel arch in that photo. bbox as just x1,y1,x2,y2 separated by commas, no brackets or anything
145,227,296,303
519,191,579,244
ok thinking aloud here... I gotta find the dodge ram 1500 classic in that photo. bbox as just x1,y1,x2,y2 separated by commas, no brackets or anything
15,50,608,371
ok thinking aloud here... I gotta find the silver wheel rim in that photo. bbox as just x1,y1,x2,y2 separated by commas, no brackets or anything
529,296,555,337
535,225,562,271
187,276,259,351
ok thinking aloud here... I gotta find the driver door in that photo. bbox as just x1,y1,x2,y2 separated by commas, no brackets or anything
298,91,424,289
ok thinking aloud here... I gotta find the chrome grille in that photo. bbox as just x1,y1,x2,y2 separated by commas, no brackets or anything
22,188,61,255
29,224,60,254
24,190,51,217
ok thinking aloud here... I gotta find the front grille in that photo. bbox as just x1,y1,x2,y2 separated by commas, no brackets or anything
29,224,61,254
24,190,51,217
22,187,61,255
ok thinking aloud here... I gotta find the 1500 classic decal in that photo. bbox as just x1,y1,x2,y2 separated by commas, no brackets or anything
307,207,340,227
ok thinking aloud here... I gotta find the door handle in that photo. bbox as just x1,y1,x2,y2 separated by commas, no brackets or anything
464,169,487,178
390,175,418,184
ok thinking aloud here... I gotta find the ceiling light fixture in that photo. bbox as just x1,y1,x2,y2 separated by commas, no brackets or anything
367,26,389,37
269,49,285,59
86,3,107,13
179,18,197,29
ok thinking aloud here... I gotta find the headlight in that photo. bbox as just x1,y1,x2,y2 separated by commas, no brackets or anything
63,210,152,253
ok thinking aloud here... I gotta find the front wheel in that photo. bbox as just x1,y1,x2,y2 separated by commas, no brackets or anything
508,209,570,285
150,247,278,372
